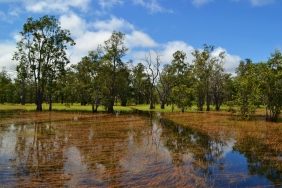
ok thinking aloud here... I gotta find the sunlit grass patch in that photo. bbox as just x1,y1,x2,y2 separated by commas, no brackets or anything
0,103,133,112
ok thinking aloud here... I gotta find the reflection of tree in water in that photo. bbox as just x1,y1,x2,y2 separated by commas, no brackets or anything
10,122,67,187
233,136,282,185
160,118,227,182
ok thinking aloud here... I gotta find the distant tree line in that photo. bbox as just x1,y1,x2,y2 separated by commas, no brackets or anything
1,15,282,122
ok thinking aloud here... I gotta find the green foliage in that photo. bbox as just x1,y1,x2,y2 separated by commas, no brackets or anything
13,15,75,111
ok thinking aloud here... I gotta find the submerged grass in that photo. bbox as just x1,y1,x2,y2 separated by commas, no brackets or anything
164,111,282,173
0,110,281,187
0,111,210,187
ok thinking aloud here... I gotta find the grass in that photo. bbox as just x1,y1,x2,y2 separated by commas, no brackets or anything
0,103,133,112
0,110,281,187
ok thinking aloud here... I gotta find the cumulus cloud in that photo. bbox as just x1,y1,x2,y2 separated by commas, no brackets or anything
160,41,195,65
249,0,275,6
98,0,124,9
192,0,213,7
126,31,157,48
60,14,87,37
66,16,158,65
133,0,173,13
131,41,194,66
24,0,90,13
132,42,241,74
0,43,17,72
92,16,134,32
211,47,241,74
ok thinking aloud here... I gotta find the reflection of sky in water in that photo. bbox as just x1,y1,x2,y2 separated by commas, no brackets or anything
0,114,280,187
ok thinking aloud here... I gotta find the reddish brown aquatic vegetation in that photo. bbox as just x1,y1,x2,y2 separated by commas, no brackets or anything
0,111,281,187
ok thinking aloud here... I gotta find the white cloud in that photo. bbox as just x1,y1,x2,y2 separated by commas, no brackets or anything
126,31,157,48
0,43,17,72
133,0,173,13
93,16,134,31
192,0,213,7
132,42,241,75
98,0,124,9
249,0,275,6
160,41,195,65
211,47,241,74
60,14,87,37
24,0,90,13
131,41,194,66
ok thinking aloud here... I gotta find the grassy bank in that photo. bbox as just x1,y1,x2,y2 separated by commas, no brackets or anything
0,103,266,114
0,103,132,112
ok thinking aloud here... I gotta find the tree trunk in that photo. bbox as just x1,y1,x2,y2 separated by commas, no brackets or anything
108,99,114,113
36,89,43,111
160,99,166,109
265,106,269,121
92,104,96,113
49,94,52,111
206,94,211,111
21,80,26,105
121,99,127,106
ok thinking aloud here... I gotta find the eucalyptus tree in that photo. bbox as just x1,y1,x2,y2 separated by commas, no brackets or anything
234,59,260,117
168,51,194,111
72,50,105,112
144,52,161,109
13,15,75,111
262,50,282,121
157,64,174,109
210,51,226,111
0,69,12,104
116,62,132,106
131,63,149,104
16,63,29,105
102,31,128,112
158,50,192,110
192,45,217,111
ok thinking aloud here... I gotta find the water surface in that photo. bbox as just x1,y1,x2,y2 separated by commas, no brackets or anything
0,111,281,187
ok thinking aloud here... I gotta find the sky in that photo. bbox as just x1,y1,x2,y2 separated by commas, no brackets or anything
0,0,281,76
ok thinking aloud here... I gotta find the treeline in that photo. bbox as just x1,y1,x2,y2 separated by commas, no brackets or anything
1,15,282,122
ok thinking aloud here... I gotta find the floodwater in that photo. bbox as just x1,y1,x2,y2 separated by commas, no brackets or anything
0,111,281,187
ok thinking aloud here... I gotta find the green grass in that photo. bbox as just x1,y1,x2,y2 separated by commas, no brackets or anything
0,103,133,112
0,103,265,113
128,104,249,113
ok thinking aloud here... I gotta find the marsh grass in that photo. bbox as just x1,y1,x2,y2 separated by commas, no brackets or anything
164,111,282,179
0,112,211,187
0,103,132,112
1,111,281,187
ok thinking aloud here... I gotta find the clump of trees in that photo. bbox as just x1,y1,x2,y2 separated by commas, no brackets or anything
0,15,282,122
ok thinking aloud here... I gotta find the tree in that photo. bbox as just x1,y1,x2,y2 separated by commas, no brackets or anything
102,31,128,113
192,45,216,111
234,59,260,118
0,68,12,104
261,50,282,122
13,15,75,111
157,64,174,109
144,52,161,109
131,63,149,105
210,51,226,111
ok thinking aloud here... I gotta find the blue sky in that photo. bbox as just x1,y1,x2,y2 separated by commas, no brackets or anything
0,0,281,75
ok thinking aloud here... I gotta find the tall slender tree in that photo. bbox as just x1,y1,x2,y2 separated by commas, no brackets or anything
13,15,75,111
102,31,128,112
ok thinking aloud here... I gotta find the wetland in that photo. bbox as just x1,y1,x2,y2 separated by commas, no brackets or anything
0,111,281,187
